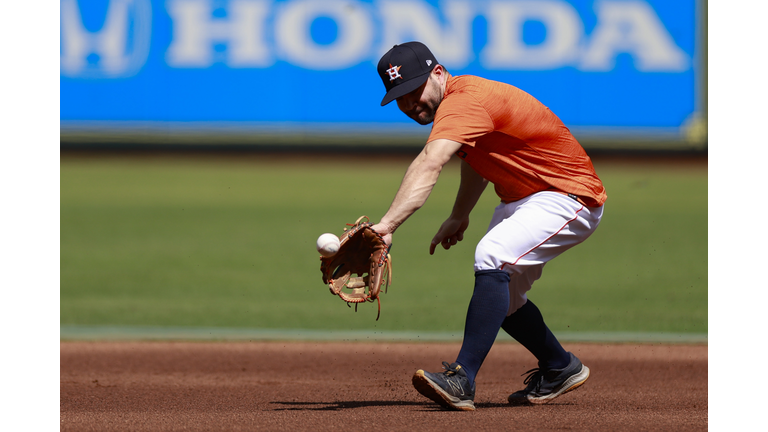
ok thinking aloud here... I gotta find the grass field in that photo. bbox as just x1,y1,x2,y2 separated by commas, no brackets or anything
60,153,707,335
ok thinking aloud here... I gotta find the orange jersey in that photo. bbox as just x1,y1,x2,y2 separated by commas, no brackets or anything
428,75,607,207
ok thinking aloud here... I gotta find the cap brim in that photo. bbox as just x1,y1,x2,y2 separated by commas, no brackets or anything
380,71,431,106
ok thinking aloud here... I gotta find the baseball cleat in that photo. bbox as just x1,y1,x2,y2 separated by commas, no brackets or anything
508,352,589,405
412,361,476,411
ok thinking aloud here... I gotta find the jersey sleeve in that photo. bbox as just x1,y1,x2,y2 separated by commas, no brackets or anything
428,89,495,146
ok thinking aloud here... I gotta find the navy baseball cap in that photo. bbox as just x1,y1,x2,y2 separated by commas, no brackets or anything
377,42,438,106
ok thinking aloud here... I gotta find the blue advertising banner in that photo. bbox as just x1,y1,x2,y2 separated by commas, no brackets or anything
60,0,704,147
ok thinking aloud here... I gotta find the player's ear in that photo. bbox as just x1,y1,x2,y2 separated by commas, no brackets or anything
431,64,447,85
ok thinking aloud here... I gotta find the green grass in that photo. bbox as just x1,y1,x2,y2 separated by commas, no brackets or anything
60,155,707,334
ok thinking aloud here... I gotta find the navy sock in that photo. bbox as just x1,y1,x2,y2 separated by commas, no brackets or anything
455,270,511,387
501,299,570,370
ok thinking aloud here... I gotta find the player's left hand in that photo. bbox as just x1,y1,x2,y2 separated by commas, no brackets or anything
320,216,393,320
370,223,393,246
430,217,469,254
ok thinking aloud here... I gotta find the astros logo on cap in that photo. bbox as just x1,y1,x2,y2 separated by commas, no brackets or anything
386,64,402,81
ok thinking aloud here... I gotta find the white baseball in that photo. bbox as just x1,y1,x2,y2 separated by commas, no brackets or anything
316,233,340,257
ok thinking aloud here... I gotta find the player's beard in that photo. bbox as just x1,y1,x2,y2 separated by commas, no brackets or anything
408,99,440,125
407,89,442,125
399,74,445,125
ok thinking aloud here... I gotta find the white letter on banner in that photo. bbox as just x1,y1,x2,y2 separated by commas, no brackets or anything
166,0,271,68
580,0,689,72
377,1,473,69
274,0,373,70
60,0,152,78
480,0,581,70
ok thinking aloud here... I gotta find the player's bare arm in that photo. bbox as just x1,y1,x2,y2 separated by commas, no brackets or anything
430,160,488,255
371,138,463,243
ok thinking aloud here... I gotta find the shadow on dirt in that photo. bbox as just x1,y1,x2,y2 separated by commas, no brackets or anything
270,401,518,411
271,401,431,411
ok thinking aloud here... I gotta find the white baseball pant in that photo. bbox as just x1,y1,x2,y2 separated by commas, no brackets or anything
474,191,604,315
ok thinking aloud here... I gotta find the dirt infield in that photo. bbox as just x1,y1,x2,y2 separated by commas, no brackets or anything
61,341,707,431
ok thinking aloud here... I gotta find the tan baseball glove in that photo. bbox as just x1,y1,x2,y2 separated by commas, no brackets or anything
320,216,392,320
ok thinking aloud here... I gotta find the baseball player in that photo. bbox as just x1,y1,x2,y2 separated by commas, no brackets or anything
369,42,607,411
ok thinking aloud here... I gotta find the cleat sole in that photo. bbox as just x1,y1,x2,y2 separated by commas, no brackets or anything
527,365,590,405
412,370,476,411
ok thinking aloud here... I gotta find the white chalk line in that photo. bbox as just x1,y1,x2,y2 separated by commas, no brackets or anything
60,325,707,344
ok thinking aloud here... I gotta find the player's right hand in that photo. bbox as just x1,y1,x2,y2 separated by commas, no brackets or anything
430,217,469,255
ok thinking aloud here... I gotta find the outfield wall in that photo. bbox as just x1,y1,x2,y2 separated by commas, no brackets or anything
60,0,707,150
